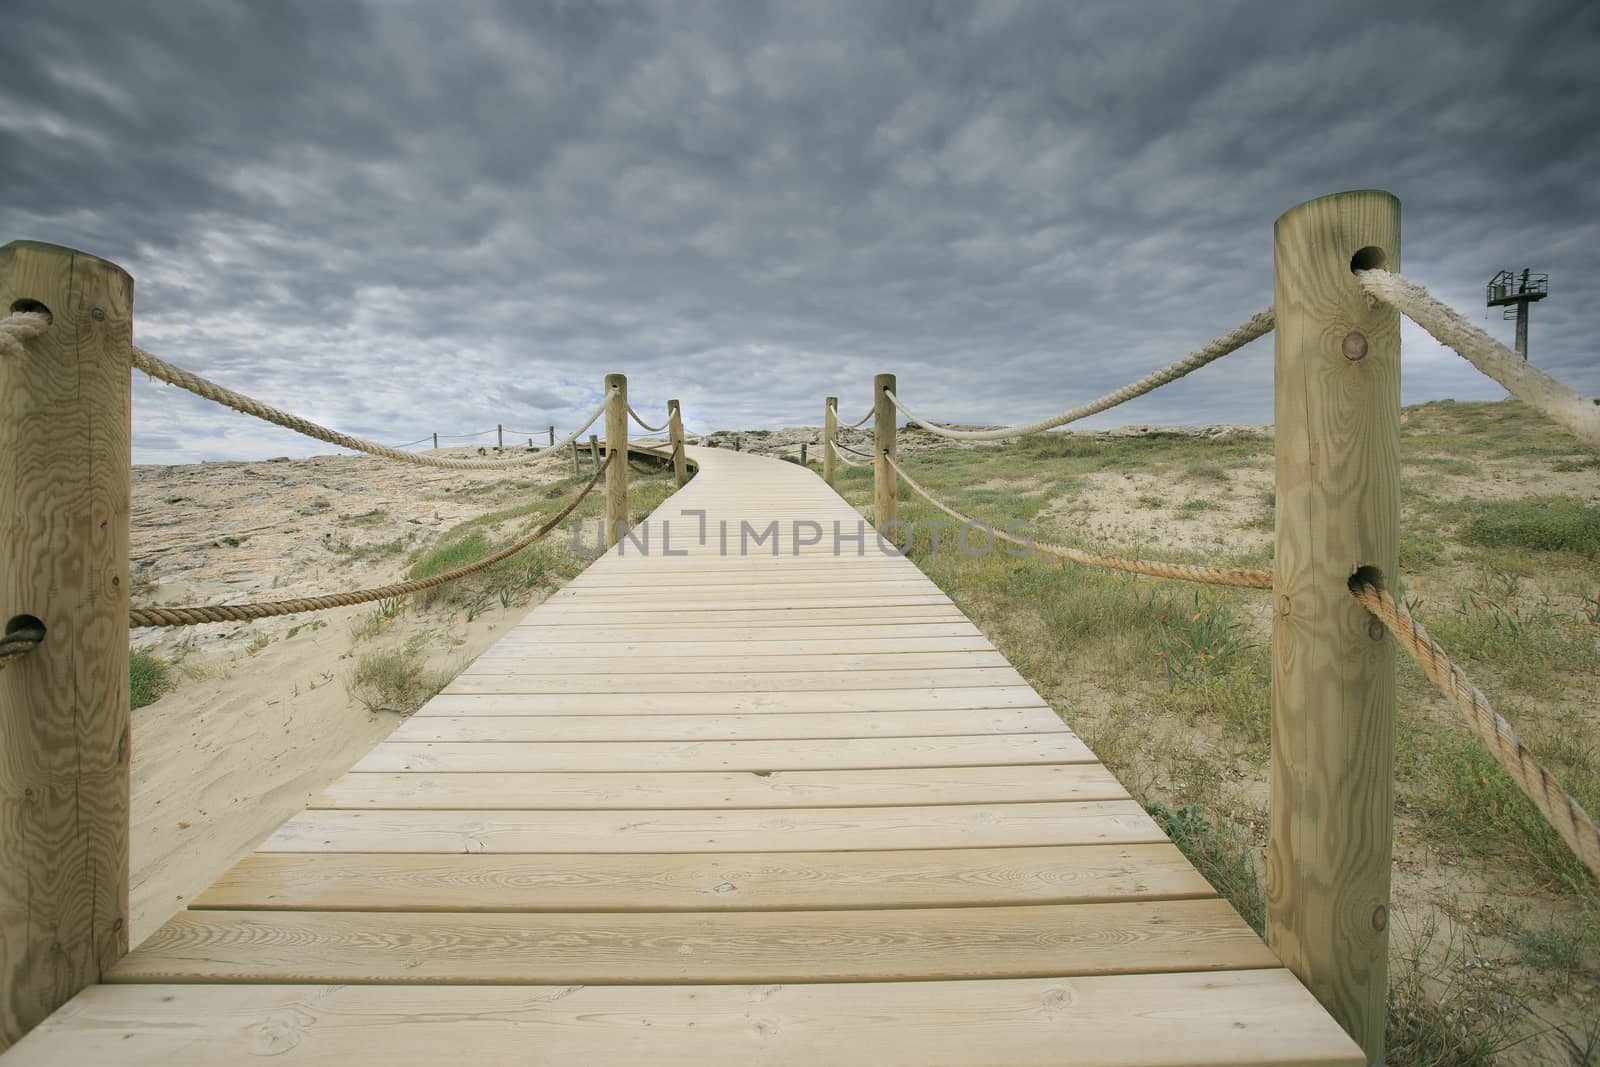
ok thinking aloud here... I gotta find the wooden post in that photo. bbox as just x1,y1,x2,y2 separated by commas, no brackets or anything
800,442,807,466
668,399,687,488
548,425,555,446
873,374,897,531
432,432,438,450
568,437,579,476
588,433,600,470
497,424,503,449
604,374,627,549
1269,190,1401,1065
823,396,837,486
733,436,741,452
0,241,133,1049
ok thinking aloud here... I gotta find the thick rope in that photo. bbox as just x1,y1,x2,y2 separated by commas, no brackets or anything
627,404,670,433
829,403,874,429
130,343,612,471
885,308,1276,441
0,310,50,358
1356,269,1600,450
1353,582,1599,881
831,445,868,468
129,454,611,627
0,625,47,673
886,453,1272,589
835,439,875,460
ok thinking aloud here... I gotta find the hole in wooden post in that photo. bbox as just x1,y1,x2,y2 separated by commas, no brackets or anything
1349,246,1387,273
5,614,46,639
9,298,53,323
1347,565,1385,595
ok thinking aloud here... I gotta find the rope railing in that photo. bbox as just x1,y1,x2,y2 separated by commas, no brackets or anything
128,453,612,628
831,443,869,467
1353,581,1600,881
0,309,48,358
829,403,873,429
1356,268,1600,450
627,403,670,433
884,453,1272,589
0,624,46,674
129,341,613,471
883,308,1276,442
435,428,499,440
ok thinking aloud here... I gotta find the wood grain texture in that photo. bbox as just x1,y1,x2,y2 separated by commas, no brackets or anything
386,708,1067,742
352,734,1093,772
111,899,1275,984
668,398,687,487
4,973,1365,1067
444,666,1029,694
414,685,1050,715
603,372,626,548
260,800,1161,854
1269,189,1401,1062
0,241,133,1050
458,649,1011,674
311,763,1129,810
193,843,1210,912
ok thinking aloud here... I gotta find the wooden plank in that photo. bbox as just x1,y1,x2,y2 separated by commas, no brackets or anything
526,605,965,624
458,650,1011,675
480,635,994,656
194,843,1210,912
260,800,1158,854
387,708,1067,743
353,734,1091,772
443,666,1029,694
0,972,1368,1067
312,763,1129,810
414,686,1051,716
502,622,987,643
110,900,1276,984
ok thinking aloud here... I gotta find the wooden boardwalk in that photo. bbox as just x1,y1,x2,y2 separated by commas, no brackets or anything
6,447,1362,1065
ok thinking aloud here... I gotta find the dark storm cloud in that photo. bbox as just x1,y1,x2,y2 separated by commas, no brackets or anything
2,0,1596,462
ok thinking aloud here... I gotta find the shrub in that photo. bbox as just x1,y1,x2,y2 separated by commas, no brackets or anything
1461,495,1600,559
130,650,169,709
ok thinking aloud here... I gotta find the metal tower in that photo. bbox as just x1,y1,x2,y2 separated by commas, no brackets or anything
1486,268,1548,360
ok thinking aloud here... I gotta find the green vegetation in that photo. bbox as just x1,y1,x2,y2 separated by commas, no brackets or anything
129,650,169,709
345,647,452,715
1148,802,1264,934
1461,495,1600,559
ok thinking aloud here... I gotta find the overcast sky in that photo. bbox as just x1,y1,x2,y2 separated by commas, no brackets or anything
3,1,1595,463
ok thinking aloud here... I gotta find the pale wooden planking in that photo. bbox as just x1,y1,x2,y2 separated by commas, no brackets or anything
525,604,965,624
3,973,1366,1067
457,650,1012,675
193,844,1210,912
312,763,1129,810
480,635,994,656
354,734,1091,773
110,900,1276,985
261,800,1160,854
414,685,1051,716
387,708,1067,743
444,666,1030,694
501,622,988,643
